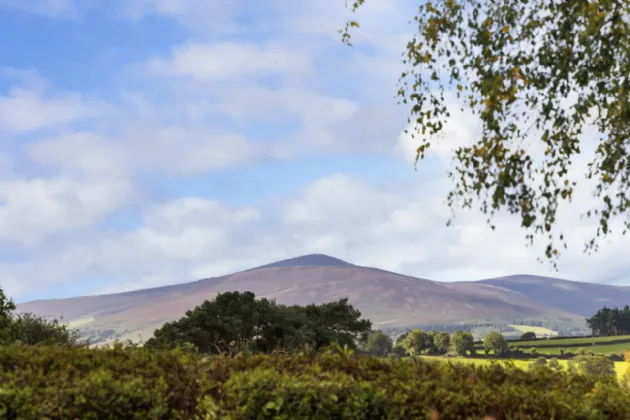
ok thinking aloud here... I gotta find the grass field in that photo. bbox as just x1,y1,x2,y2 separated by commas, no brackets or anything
513,334,630,347
508,324,558,336
521,342,630,356
421,356,629,380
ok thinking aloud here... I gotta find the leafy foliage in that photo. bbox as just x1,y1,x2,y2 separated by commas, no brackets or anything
0,286,16,330
145,291,372,355
2,313,81,346
342,0,630,266
520,331,537,340
433,331,451,353
484,331,509,356
450,330,475,355
364,330,393,356
587,305,630,336
401,329,428,355
0,287,79,347
2,343,630,419
569,353,616,378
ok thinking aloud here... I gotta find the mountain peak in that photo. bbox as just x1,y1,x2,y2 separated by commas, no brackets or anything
254,254,353,270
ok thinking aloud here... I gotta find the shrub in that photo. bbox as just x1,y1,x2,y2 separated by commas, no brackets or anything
1,343,630,418
391,345,407,358
528,357,548,371
548,357,562,371
569,354,616,378
0,343,211,419
520,332,536,340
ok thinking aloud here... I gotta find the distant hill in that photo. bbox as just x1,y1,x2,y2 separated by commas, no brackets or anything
475,275,630,317
16,254,622,344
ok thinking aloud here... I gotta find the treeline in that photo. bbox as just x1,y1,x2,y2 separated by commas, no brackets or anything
587,305,630,336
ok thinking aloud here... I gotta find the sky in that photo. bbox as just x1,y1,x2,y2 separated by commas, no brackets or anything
1,0,629,303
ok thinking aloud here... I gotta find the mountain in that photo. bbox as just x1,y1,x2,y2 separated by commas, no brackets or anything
475,275,630,317
15,254,620,344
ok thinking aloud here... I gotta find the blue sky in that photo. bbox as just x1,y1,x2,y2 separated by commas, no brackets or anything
1,0,629,303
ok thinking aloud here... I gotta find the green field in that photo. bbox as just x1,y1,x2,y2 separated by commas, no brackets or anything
513,334,630,347
508,324,558,336
521,342,630,356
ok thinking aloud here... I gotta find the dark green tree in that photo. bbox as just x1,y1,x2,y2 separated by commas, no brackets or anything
3,313,80,346
394,332,409,347
0,286,16,330
0,287,80,346
401,329,428,355
342,0,630,266
450,330,475,356
587,305,630,336
484,331,509,356
146,292,372,355
433,331,450,354
364,330,393,356
520,332,537,340
298,298,372,350
145,291,287,354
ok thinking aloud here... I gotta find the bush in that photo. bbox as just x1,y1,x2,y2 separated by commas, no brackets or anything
1,343,630,419
0,343,211,419
1,313,81,346
548,358,562,370
520,332,536,340
568,354,616,379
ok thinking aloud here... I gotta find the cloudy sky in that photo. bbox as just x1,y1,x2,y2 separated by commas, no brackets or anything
1,0,629,302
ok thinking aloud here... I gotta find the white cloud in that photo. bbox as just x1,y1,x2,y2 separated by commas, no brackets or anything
7,164,630,300
0,87,104,135
0,176,132,244
147,42,311,82
3,0,630,305
26,132,125,177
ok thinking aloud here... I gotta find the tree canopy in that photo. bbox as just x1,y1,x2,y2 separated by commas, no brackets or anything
364,330,393,356
145,291,372,355
520,331,537,340
0,286,79,346
449,330,475,355
586,305,630,336
342,0,630,266
483,331,508,355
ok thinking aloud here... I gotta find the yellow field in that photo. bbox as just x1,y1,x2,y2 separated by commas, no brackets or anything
508,324,558,336
66,316,95,328
421,356,629,380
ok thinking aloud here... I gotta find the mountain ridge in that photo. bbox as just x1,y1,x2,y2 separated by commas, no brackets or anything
15,254,629,344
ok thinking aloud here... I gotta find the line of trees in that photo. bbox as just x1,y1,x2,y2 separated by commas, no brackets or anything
364,329,477,357
586,305,630,337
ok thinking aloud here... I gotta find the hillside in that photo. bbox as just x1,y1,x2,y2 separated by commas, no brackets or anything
475,275,630,317
15,254,612,344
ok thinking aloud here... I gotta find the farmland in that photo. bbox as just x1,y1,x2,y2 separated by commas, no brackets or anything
507,324,558,336
504,334,630,356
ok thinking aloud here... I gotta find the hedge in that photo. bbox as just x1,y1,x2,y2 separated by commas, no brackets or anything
1,343,630,419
